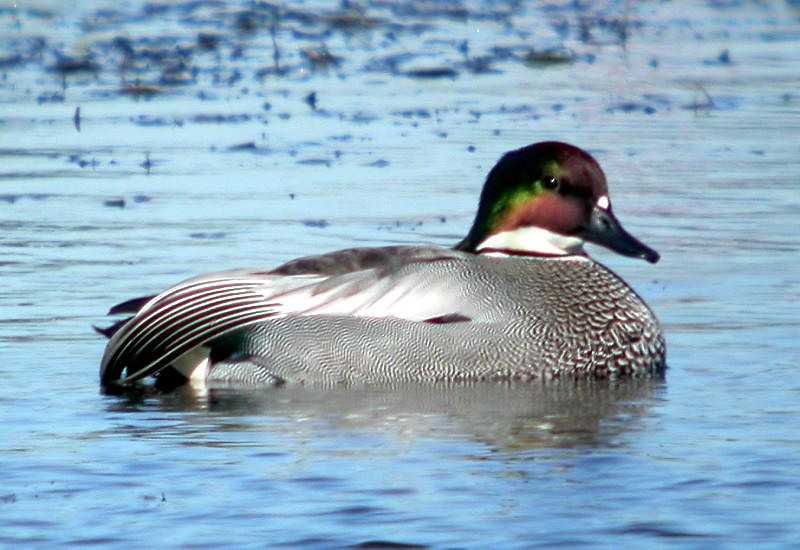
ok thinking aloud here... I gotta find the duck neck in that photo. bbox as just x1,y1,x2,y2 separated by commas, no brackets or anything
456,225,585,257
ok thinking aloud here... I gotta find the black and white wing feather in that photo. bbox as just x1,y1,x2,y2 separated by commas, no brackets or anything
100,247,473,386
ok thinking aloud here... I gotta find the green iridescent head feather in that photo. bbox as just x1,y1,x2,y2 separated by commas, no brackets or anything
456,146,568,251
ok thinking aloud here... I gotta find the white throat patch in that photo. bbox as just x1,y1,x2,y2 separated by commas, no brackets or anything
476,226,585,256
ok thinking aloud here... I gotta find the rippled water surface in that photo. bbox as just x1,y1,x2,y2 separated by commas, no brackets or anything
2,0,799,547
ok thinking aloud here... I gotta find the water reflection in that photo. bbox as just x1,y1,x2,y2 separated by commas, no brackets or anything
103,378,664,451
5,0,800,543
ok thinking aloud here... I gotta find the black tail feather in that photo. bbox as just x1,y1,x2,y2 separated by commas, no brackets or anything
94,317,132,339
108,295,155,316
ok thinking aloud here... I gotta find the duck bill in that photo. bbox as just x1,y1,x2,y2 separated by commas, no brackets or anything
580,206,660,263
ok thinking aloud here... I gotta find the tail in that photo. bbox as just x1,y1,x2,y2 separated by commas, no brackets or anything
94,294,155,339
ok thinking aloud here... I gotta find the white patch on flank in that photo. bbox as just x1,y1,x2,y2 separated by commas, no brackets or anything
172,346,210,387
189,357,209,386
477,226,585,256
188,358,209,398
479,250,510,258
596,195,610,210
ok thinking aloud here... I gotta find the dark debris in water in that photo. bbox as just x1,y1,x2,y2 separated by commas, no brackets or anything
131,115,183,127
393,109,431,119
350,539,427,549
301,46,341,70
117,84,164,99
51,53,100,75
682,86,716,112
704,49,733,66
228,141,256,150
192,113,253,124
103,198,125,208
189,232,227,240
522,47,577,67
0,53,24,68
301,219,329,228
197,32,222,51
296,158,332,167
0,193,56,204
227,141,271,154
36,91,65,104
607,102,657,115
0,0,624,100
141,153,152,175
305,91,318,110
607,94,673,116
403,67,458,79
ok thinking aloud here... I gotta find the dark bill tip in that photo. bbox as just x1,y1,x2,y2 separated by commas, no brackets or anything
640,246,660,264
581,206,660,264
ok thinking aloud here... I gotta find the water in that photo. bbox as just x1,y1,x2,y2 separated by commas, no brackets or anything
2,0,799,546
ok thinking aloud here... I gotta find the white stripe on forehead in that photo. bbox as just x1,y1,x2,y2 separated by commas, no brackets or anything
596,195,610,210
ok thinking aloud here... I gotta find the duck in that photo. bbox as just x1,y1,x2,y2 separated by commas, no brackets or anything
98,141,666,390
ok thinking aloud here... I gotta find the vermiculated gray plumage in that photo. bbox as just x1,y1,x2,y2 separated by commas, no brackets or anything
219,251,664,385
98,141,667,390
101,247,665,388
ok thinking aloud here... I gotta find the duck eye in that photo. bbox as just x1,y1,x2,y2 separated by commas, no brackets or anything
542,176,560,191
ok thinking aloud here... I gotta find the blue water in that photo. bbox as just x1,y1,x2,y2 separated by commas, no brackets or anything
2,1,799,547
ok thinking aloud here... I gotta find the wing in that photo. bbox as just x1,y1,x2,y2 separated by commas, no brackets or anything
100,246,474,386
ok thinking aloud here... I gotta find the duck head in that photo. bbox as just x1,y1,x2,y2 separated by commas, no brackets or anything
455,141,659,263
